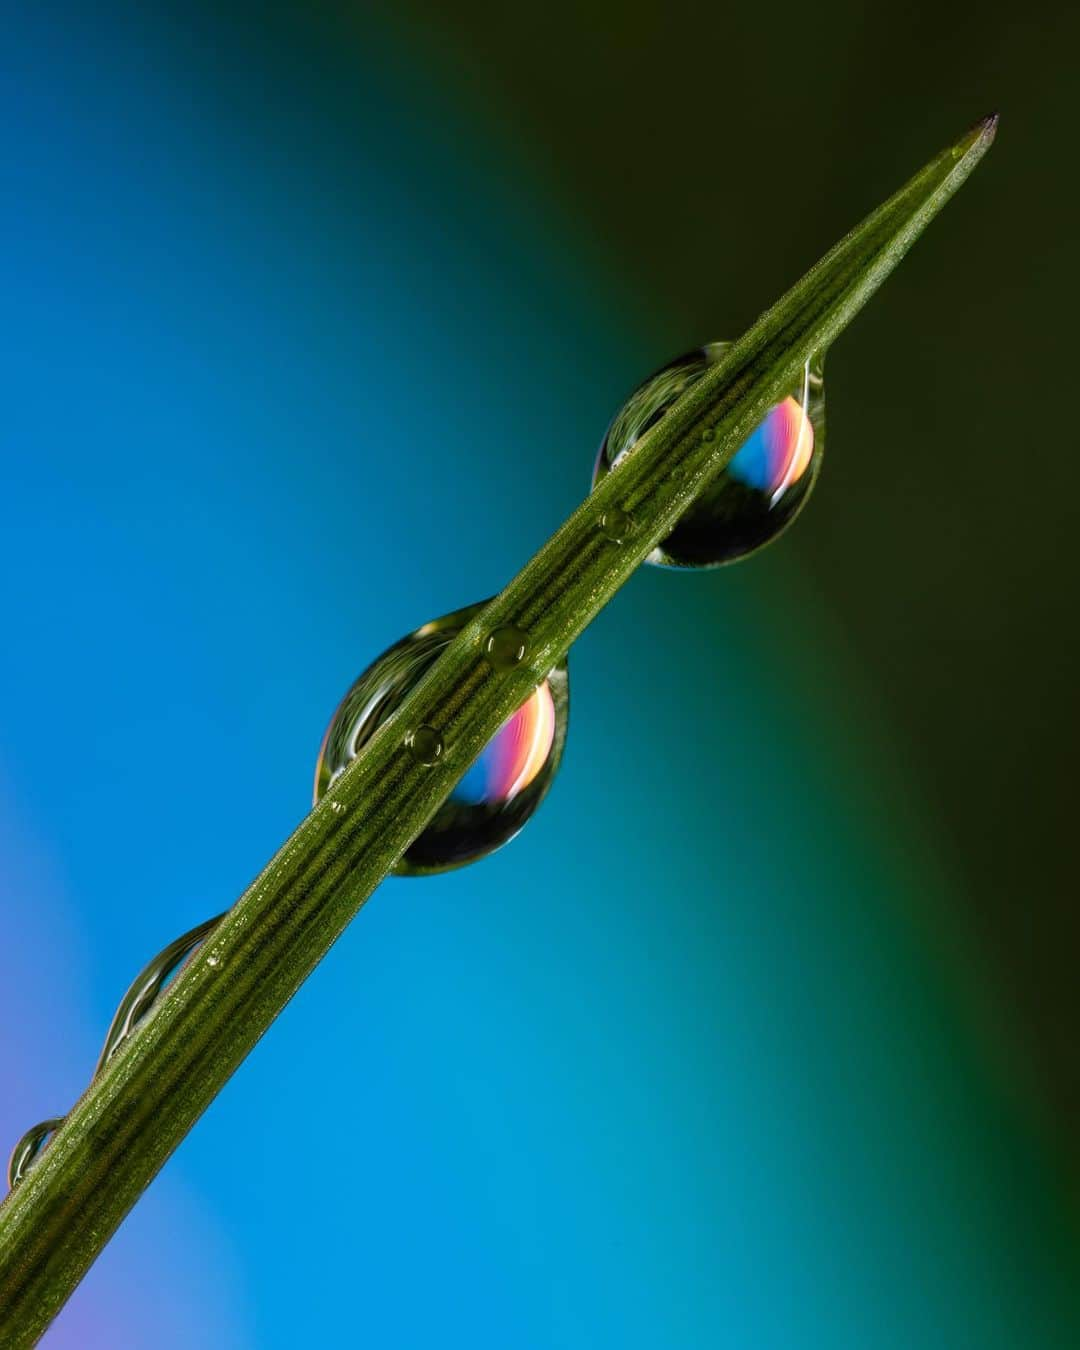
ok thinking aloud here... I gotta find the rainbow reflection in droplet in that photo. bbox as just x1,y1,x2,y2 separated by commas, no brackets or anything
453,684,557,805
314,600,569,875
592,341,825,568
728,395,815,500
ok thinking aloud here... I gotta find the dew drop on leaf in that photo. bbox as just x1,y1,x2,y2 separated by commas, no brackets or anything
593,341,825,568
484,624,529,671
314,602,569,875
7,1119,63,1189
598,507,634,543
406,724,444,767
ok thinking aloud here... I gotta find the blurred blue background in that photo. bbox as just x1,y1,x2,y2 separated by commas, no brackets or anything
2,3,1079,1346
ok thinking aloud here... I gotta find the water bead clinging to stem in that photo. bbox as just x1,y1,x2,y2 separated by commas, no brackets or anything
13,338,814,1188
9,352,815,1189
0,123,997,1327
598,507,634,543
484,624,529,671
4,354,816,1192
314,601,568,875
7,1120,64,1189
7,912,221,1189
406,724,444,767
11,357,810,1188
8,604,569,1187
593,341,825,568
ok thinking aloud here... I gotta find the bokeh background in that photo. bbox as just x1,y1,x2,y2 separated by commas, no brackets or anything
2,2,1078,1345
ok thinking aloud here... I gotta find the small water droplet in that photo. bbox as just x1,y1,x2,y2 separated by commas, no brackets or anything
313,601,568,874
598,507,634,543
406,724,444,766
484,624,529,671
593,341,825,568
94,914,222,1076
7,914,225,1194
206,953,221,969
329,799,347,816
7,1118,64,1189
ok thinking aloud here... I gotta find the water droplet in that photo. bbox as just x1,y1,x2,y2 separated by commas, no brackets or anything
593,341,825,567
7,1117,64,1189
94,914,222,1075
406,724,444,766
484,624,529,671
6,912,226,1192
329,799,347,816
598,507,634,544
206,953,221,969
314,601,569,874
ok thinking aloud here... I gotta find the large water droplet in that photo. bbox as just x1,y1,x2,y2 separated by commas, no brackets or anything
593,341,825,567
314,601,569,874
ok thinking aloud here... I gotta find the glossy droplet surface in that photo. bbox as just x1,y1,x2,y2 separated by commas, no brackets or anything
593,341,825,568
484,624,529,671
314,601,568,875
599,507,634,543
7,1119,64,1189
94,913,221,1076
7,911,223,1192
406,724,444,766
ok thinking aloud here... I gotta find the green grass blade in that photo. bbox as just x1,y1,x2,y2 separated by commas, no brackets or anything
0,116,995,1348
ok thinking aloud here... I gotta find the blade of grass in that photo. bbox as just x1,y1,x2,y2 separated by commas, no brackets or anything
0,116,996,1347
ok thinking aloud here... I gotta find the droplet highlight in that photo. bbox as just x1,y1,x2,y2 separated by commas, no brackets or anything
314,601,568,874
7,1118,64,1189
7,911,224,1193
593,341,825,567
95,914,222,1075
599,507,634,543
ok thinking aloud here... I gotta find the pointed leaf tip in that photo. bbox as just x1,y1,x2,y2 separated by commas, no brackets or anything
961,112,998,158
